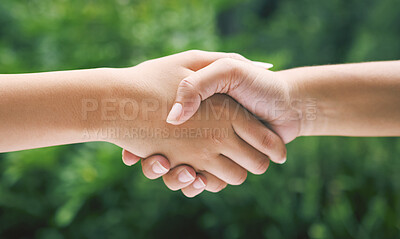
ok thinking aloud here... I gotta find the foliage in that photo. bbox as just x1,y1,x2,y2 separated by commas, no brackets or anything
0,0,399,238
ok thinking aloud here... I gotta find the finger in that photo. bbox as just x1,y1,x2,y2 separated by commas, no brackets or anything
122,149,141,166
177,50,273,70
166,58,249,125
162,165,196,191
232,108,287,164
178,50,251,71
140,155,170,179
221,133,270,175
253,61,274,69
203,154,248,185
201,171,228,193
181,174,207,198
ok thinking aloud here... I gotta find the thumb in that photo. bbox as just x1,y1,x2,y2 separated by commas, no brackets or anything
166,58,273,125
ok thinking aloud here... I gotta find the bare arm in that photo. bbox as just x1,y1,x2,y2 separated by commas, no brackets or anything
168,58,400,141
0,69,111,152
282,61,400,137
0,50,288,198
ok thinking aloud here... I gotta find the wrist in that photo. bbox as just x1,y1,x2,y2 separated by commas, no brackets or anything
79,67,138,142
278,67,323,137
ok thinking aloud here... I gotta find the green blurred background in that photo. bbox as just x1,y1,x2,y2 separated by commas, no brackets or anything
1,0,399,238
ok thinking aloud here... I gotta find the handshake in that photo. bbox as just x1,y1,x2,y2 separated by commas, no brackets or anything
86,50,303,197
1,50,398,198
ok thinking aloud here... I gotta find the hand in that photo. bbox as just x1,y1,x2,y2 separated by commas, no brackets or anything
122,149,210,197
121,149,209,197
103,51,286,197
166,54,300,144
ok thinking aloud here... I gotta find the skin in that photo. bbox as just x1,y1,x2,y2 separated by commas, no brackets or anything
163,56,400,196
167,57,400,140
0,51,287,198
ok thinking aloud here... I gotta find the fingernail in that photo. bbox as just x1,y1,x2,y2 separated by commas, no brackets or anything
252,61,273,69
122,150,134,166
166,103,183,124
152,161,168,174
178,169,195,183
193,177,206,189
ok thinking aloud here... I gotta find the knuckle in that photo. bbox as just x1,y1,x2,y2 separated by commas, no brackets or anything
208,130,224,146
186,49,203,58
231,170,247,185
215,58,243,79
253,158,270,175
198,149,215,164
261,132,274,150
215,57,235,68
179,76,200,94
227,52,245,61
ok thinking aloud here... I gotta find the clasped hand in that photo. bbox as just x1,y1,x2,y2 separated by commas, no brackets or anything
2,50,398,197
116,50,290,197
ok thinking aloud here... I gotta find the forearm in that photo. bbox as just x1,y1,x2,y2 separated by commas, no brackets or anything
0,68,128,152
282,61,400,137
